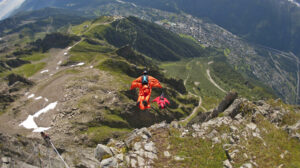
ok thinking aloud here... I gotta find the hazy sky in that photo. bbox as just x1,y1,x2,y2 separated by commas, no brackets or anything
288,0,300,7
0,0,26,20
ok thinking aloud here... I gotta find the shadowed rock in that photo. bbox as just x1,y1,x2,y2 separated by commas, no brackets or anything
6,59,29,68
6,73,34,86
188,92,238,125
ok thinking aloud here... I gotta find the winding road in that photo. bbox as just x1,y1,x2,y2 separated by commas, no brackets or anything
181,60,208,123
181,60,229,123
181,92,203,123
206,68,226,93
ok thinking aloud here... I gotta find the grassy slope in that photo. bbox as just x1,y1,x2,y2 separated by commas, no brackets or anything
153,128,227,168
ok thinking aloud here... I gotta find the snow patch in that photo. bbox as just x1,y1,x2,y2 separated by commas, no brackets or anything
19,115,51,133
77,62,85,66
90,66,94,69
131,3,137,7
19,115,37,129
40,70,49,74
57,61,62,65
27,94,35,99
56,67,59,70
19,102,58,132
64,52,68,55
25,92,29,96
33,127,51,133
33,102,58,118
71,62,85,67
44,98,49,102
116,0,125,4
67,47,72,50
35,96,42,100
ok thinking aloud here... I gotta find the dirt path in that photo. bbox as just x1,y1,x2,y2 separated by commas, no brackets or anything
181,92,203,123
206,68,226,93
30,40,82,82
180,60,209,123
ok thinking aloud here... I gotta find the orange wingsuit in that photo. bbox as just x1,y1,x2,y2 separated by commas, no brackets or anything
130,74,162,110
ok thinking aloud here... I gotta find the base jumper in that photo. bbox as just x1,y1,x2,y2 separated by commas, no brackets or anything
130,71,162,110
153,93,170,109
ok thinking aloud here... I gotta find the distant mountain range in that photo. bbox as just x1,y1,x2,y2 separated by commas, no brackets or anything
3,0,300,56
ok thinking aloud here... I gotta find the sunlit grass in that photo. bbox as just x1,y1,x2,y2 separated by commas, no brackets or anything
12,62,46,77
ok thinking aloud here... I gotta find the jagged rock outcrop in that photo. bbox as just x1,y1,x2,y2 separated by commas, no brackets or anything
5,58,30,68
0,74,33,112
285,120,300,141
0,61,11,72
94,123,168,168
188,92,238,125
94,144,114,162
6,73,34,86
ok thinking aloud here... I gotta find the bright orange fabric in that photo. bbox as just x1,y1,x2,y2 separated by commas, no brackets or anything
130,76,162,110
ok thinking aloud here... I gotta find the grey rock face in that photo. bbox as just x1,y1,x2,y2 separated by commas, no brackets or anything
291,133,300,141
223,159,233,168
131,158,137,168
137,156,145,167
1,157,12,168
144,141,157,153
223,99,243,118
240,163,253,168
98,126,160,168
133,142,142,151
144,151,158,160
100,157,118,168
94,144,113,162
246,123,257,131
188,92,238,125
212,137,221,144
164,151,171,158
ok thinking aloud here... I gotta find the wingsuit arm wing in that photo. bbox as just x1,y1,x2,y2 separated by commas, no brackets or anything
152,97,160,103
164,98,170,104
130,77,142,90
148,76,162,88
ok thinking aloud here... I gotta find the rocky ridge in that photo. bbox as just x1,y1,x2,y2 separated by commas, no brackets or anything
89,92,300,168
1,92,300,167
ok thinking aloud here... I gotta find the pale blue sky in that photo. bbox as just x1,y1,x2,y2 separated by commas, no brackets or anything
0,0,26,20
